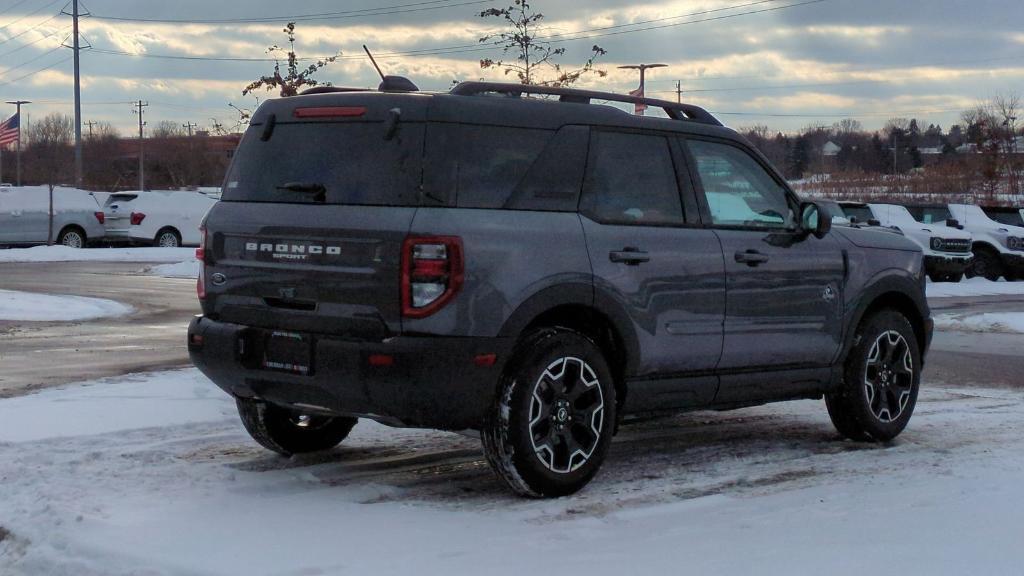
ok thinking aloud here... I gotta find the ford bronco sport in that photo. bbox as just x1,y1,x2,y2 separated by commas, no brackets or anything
189,79,933,497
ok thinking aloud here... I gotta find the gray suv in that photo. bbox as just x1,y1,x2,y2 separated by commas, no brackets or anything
189,80,933,497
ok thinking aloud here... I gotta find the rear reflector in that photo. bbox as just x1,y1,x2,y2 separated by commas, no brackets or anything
293,106,367,119
368,354,394,367
94,212,105,224
474,354,498,367
196,227,207,300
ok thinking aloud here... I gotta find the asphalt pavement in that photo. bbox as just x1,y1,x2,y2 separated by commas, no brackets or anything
0,262,198,397
0,261,1022,397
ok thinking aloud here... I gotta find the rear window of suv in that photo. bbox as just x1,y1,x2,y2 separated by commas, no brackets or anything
222,121,425,206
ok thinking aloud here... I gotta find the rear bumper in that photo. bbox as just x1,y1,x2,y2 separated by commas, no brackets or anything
924,254,972,275
187,316,513,430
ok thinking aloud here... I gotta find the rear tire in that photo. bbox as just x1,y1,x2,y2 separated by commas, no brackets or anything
236,398,357,456
482,328,616,498
57,226,86,249
826,310,921,442
154,228,182,248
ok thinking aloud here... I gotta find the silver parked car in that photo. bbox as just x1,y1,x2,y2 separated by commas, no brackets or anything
0,186,105,248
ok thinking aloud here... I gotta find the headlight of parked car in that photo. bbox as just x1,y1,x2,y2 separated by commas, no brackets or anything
1009,236,1022,251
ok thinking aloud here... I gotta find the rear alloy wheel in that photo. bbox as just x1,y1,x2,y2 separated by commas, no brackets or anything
826,310,921,442
155,229,181,248
58,227,85,248
236,398,357,456
482,328,616,498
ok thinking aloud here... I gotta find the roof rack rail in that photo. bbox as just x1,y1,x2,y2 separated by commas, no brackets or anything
449,81,722,127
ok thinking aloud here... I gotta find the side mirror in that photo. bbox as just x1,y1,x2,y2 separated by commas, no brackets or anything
800,201,831,239
946,218,961,229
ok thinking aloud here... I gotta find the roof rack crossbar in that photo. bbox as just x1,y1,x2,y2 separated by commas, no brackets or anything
450,81,722,127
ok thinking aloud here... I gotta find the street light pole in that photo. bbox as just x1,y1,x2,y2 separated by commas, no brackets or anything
5,100,30,186
618,63,668,116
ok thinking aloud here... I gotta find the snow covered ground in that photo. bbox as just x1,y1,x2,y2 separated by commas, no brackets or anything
0,289,133,322
0,245,194,264
143,259,200,279
1,369,1022,575
926,277,1024,298
935,312,1024,334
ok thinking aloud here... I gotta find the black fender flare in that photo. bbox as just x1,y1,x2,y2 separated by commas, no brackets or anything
837,270,930,366
497,282,641,376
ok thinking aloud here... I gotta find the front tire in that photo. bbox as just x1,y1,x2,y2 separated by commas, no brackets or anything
482,328,616,498
236,398,357,456
826,310,921,442
971,248,1003,281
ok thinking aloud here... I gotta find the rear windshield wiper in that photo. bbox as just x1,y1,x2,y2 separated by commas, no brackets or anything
276,182,327,202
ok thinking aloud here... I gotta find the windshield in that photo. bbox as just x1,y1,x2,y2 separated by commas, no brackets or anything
842,205,874,223
222,121,424,206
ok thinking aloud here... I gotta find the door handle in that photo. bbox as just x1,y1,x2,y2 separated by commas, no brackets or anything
735,249,770,267
609,247,650,265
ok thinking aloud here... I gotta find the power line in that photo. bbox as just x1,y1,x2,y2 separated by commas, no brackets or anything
90,0,490,24
0,0,38,20
0,42,61,77
0,0,63,33
0,11,60,46
0,24,69,58
87,0,833,64
0,52,69,87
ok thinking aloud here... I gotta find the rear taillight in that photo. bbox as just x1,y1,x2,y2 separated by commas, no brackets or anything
130,212,146,226
196,227,207,300
401,236,463,319
94,212,105,224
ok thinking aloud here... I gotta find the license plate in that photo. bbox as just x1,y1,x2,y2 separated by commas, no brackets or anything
261,331,313,375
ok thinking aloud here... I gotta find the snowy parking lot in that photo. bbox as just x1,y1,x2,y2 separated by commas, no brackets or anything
1,250,1024,575
1,369,1023,575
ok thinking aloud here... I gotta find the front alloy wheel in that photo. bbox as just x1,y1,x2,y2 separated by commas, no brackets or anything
826,309,921,442
863,331,914,423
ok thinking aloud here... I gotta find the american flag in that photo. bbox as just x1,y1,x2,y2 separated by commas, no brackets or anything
0,113,20,148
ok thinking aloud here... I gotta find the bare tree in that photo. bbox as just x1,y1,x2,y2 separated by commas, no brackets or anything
243,22,341,98
478,0,606,87
26,113,74,244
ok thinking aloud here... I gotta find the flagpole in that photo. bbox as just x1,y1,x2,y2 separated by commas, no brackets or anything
6,101,30,187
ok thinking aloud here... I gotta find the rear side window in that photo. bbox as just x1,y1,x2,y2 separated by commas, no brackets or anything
580,131,684,226
842,206,875,223
222,122,424,206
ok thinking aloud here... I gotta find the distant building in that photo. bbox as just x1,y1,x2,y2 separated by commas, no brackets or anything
821,141,841,157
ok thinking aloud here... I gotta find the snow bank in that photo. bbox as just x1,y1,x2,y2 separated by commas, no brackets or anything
927,277,1024,298
2,369,1024,575
0,289,133,322
934,312,1024,334
144,259,200,279
0,245,194,263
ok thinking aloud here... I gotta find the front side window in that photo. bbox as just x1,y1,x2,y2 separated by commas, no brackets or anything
581,131,684,226
687,140,794,229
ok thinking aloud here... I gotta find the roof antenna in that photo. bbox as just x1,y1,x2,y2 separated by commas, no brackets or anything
363,45,386,82
363,44,420,92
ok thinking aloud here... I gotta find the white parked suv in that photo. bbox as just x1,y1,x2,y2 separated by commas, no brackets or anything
945,204,1024,281
841,202,973,282
0,186,105,248
101,191,218,247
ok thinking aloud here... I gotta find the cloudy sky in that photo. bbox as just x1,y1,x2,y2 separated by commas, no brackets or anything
0,0,1021,136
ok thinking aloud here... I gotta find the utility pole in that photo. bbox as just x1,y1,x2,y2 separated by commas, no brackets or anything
675,80,682,104
85,120,97,139
5,100,30,186
182,121,198,137
62,0,90,188
618,63,668,116
133,100,149,192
